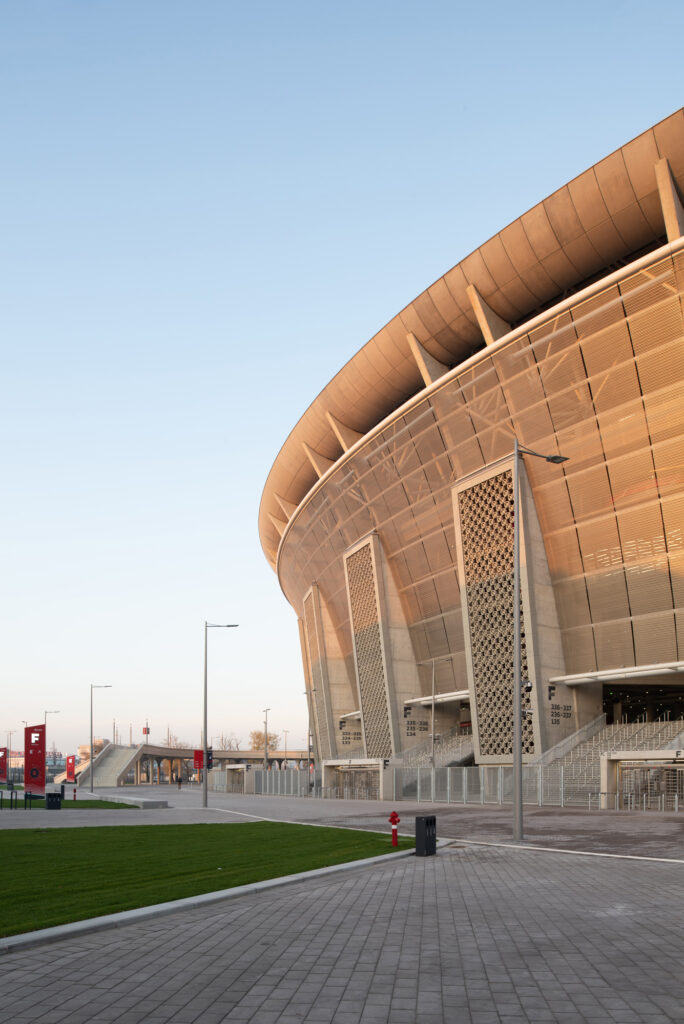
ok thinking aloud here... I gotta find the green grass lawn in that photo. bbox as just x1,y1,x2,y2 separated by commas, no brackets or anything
0,822,413,937
0,797,138,810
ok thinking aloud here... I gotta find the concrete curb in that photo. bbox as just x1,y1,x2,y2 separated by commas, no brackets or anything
0,845,425,955
95,795,169,809
445,836,684,864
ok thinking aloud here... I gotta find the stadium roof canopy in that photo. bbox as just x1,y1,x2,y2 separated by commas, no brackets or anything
259,109,684,568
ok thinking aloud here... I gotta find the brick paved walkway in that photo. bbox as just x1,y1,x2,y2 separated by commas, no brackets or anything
2,843,683,1023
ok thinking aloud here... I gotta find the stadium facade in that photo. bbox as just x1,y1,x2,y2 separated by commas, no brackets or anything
259,110,684,772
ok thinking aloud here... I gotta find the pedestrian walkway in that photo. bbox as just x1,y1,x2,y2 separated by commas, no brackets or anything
1,788,683,1023
2,842,682,1023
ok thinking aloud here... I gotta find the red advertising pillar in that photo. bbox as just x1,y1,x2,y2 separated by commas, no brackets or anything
0,747,7,784
25,724,46,797
66,755,76,783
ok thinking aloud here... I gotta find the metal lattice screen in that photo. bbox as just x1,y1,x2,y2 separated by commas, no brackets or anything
345,542,392,758
457,470,534,756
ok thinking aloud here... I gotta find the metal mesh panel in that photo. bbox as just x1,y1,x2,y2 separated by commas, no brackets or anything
457,470,534,756
303,592,332,759
632,612,677,664
345,542,392,758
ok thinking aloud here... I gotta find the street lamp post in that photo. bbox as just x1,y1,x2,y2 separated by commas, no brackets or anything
283,729,288,769
44,710,59,726
263,708,270,771
512,438,568,841
203,621,238,809
90,685,112,794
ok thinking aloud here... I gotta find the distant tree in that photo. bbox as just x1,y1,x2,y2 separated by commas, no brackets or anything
166,734,191,749
217,732,242,750
249,730,281,751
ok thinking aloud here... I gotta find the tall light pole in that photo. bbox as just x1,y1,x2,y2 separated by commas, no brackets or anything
203,621,238,809
512,438,568,840
263,708,270,771
44,710,59,726
283,729,289,768
90,685,112,794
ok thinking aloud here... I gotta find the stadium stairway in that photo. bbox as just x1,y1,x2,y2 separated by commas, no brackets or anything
545,718,684,800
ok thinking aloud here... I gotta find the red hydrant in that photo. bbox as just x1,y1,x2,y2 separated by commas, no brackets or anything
388,810,401,847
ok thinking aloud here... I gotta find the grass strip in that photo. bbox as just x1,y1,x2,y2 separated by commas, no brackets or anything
0,822,413,936
0,798,137,810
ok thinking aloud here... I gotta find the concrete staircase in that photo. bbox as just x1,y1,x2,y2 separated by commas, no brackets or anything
547,718,684,799
402,726,473,768
79,744,139,788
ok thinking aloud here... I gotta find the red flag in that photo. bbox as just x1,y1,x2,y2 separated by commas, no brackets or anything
0,747,7,784
193,749,204,770
25,725,46,797
66,755,76,783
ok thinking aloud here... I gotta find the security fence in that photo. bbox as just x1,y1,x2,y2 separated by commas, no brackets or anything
209,762,683,811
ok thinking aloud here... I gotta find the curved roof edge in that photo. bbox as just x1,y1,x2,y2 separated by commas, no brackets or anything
259,109,684,568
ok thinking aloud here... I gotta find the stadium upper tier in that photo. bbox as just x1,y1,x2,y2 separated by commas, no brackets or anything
259,109,684,569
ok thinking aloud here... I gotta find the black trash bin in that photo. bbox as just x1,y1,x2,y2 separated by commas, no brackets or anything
45,793,62,810
59,784,65,799
415,815,436,856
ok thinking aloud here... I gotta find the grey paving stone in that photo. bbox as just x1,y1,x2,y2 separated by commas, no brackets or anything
2,802,683,1024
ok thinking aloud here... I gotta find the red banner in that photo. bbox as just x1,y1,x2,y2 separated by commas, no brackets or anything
66,755,76,783
0,747,7,784
25,724,46,796
193,749,204,770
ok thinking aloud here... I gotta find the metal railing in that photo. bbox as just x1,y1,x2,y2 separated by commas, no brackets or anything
237,763,682,811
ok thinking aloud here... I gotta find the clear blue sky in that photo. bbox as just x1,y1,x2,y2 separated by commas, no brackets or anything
1,1,682,755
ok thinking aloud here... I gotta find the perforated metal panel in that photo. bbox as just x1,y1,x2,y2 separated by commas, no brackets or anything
345,541,393,758
303,591,333,760
457,470,534,756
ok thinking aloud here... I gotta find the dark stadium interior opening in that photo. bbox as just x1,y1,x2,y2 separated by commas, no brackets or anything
604,684,684,724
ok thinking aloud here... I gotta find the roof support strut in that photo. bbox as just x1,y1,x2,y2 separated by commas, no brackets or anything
406,332,450,386
466,285,511,346
655,157,684,242
326,412,364,452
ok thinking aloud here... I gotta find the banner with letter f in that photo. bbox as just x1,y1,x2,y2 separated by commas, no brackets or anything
25,724,46,796
0,747,7,784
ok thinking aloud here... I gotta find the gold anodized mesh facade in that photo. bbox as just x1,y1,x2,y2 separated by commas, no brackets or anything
277,245,684,760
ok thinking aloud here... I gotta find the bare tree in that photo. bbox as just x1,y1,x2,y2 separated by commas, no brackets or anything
166,734,191,749
217,732,242,750
249,730,281,751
